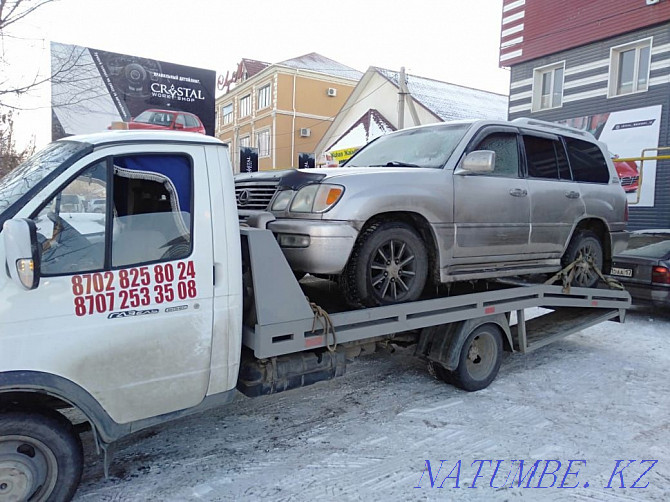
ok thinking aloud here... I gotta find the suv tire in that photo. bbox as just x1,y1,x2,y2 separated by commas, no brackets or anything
562,230,604,288
341,222,428,308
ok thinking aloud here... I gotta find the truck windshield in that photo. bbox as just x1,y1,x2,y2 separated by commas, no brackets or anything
344,123,471,169
0,140,91,225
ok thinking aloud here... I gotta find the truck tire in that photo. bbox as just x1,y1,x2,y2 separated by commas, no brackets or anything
562,230,603,288
342,222,428,308
0,410,83,502
450,324,503,392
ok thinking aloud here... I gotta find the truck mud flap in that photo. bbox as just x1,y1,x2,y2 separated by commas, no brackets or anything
237,349,346,397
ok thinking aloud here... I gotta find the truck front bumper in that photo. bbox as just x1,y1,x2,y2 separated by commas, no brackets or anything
267,219,359,275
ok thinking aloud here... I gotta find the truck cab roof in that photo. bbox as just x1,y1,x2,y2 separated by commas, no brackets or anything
58,130,224,147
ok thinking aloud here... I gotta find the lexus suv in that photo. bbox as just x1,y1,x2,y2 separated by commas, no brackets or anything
235,118,629,307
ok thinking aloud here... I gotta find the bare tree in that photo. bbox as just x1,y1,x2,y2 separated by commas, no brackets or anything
0,0,97,111
0,110,35,178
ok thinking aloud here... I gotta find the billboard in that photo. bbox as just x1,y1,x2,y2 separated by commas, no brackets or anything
558,105,662,208
51,42,216,139
298,152,315,169
240,147,259,173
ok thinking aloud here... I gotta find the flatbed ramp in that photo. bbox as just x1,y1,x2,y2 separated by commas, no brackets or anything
241,227,629,356
238,227,630,395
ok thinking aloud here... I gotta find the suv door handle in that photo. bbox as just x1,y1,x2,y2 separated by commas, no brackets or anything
509,188,528,197
565,191,580,199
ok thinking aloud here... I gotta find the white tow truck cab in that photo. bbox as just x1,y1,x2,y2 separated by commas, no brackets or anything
0,131,630,501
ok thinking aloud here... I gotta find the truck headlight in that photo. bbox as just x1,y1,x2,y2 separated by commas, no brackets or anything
290,184,344,213
271,190,294,211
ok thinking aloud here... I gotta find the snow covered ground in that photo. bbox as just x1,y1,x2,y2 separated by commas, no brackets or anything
73,304,669,501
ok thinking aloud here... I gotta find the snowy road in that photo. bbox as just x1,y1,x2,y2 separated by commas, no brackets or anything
74,305,669,501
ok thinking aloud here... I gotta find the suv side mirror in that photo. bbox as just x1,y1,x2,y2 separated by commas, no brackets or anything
3,219,40,290
457,150,496,174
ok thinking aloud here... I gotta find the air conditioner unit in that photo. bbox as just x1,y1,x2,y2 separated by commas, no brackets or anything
327,87,337,97
300,128,311,137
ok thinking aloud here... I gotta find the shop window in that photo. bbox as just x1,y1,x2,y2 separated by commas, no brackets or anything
221,104,233,125
609,38,651,97
239,95,251,118
532,62,564,111
257,129,271,158
258,84,271,110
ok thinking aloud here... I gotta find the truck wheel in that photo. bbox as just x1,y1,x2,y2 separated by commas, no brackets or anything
562,230,603,288
342,222,428,307
0,410,83,502
451,324,503,392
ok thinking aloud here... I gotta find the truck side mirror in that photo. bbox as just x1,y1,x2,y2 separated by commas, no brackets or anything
3,219,40,290
456,150,496,175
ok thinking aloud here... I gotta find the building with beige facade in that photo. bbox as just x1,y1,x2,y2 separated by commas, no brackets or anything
215,53,362,172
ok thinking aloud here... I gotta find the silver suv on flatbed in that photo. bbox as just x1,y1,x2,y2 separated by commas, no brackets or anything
235,118,629,307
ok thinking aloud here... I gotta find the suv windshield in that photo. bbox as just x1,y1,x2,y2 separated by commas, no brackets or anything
0,140,91,224
345,123,471,169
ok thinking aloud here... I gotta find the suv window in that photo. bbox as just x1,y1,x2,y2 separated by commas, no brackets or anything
523,135,570,180
564,137,610,183
475,133,520,178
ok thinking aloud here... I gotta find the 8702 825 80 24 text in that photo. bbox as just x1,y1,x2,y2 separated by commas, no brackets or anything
414,459,659,490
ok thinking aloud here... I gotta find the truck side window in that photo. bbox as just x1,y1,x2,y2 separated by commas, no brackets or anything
33,161,107,276
475,133,520,178
111,154,192,267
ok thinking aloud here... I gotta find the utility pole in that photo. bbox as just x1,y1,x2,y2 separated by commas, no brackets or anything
397,66,420,130
398,67,406,129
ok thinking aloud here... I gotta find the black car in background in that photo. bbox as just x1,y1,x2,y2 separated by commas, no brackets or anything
610,230,670,306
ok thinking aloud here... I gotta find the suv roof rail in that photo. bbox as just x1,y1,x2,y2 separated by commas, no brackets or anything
512,117,595,139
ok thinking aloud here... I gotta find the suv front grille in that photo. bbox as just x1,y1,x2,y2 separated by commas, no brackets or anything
234,180,279,210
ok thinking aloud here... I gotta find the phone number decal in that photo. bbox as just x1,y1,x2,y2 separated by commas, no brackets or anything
71,261,197,317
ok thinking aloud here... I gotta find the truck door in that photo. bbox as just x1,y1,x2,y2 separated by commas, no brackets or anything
2,144,215,424
452,130,530,258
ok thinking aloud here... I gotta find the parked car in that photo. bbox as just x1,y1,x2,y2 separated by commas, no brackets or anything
611,153,639,193
89,198,106,213
124,109,206,134
235,118,629,307
610,229,670,306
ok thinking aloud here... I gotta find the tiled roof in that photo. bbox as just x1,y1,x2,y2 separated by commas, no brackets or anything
376,68,508,121
278,52,363,81
240,58,270,79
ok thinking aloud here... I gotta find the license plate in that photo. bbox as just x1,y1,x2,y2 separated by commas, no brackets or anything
611,267,633,277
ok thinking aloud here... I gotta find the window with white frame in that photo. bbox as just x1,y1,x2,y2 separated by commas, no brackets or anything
609,38,651,97
532,62,564,111
239,136,250,149
239,95,251,117
221,103,233,125
257,129,270,158
257,84,271,110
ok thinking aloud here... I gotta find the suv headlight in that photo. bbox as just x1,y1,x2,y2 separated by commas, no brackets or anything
290,184,344,213
271,190,294,211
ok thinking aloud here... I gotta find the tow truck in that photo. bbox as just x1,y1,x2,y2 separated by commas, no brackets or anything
0,131,630,501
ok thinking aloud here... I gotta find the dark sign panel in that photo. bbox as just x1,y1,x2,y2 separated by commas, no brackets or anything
298,153,315,169
51,42,216,139
240,147,259,173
